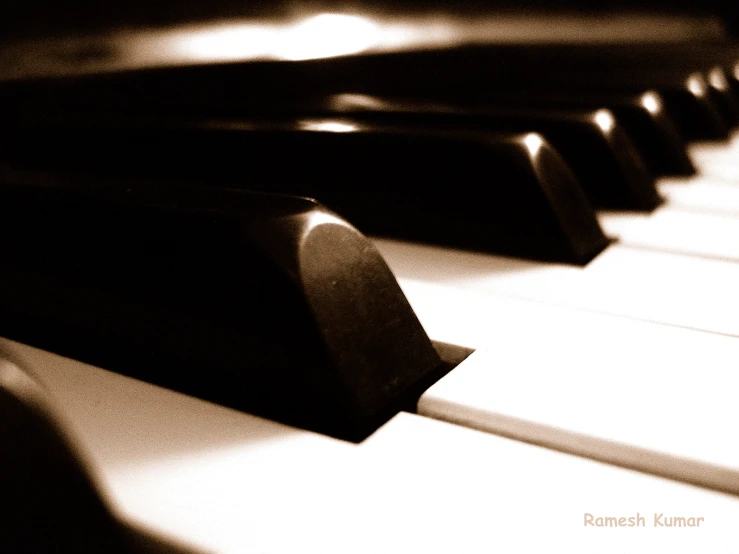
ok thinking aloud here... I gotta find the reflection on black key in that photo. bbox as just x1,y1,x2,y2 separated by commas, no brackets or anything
0,357,196,553
277,99,660,211
704,67,739,126
361,91,694,177
0,45,730,142
0,118,609,264
0,172,450,441
474,42,739,126
524,71,731,141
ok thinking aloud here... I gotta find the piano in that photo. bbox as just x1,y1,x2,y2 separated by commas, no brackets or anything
2,1,739,552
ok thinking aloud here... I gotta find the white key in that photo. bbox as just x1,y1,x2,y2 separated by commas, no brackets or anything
3,336,739,553
588,134,739,256
597,208,739,260
395,280,739,493
373,240,739,336
689,136,739,182
659,176,739,215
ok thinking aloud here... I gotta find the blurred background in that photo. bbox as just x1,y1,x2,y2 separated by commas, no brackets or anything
3,0,738,41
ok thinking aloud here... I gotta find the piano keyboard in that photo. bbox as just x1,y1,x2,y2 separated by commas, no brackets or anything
3,10,739,553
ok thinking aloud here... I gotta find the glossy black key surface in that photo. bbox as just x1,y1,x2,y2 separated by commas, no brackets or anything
512,69,734,139
0,172,448,441
437,42,739,126
0,118,609,264
0,43,730,141
342,59,729,141
291,99,662,211
352,91,695,177
0,357,196,553
478,41,739,117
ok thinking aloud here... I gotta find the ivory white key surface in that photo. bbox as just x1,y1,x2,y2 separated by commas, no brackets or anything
373,240,739,337
395,280,739,493
2,337,739,553
658,176,739,215
597,208,739,261
641,135,739,215
689,137,739,182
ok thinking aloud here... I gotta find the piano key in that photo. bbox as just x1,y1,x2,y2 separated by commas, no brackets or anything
294,96,739,222
689,137,739,181
308,53,733,140
0,171,450,441
10,112,739,484
451,43,739,127
328,90,696,177
301,97,663,210
0,356,198,553
485,41,739,109
706,67,739,125
597,208,739,260
670,43,739,100
658,176,739,215
14,107,739,266
327,94,705,217
392,279,739,494
0,42,731,141
267,99,739,258
225,94,739,224
373,239,739,337
16,74,739,264
4,336,739,553
0,122,608,264
0,105,662,212
459,69,730,141
7,104,661,210
16,109,739,263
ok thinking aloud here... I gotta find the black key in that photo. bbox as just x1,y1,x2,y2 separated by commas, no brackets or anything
589,93,696,177
0,118,609,264
487,41,739,120
171,89,690,180
356,62,728,142
704,66,739,126
0,172,453,441
460,42,739,120
669,43,739,103
255,100,661,211
339,91,694,177
271,50,732,141
517,42,739,122
0,46,730,142
522,70,733,139
388,44,739,132
0,357,195,553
